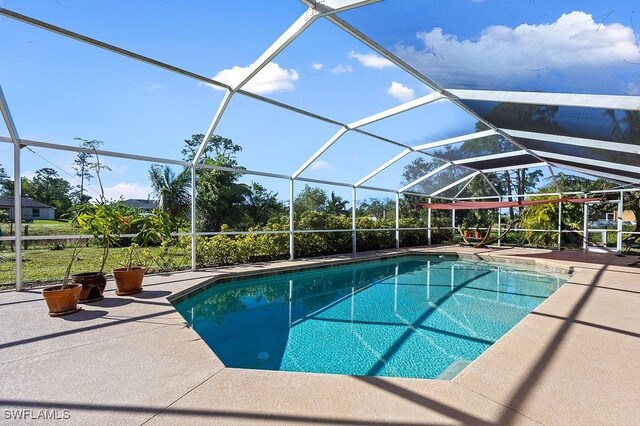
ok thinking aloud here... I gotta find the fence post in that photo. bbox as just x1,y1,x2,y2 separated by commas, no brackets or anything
451,204,456,242
395,192,400,249
352,186,357,254
497,196,501,247
427,197,432,246
557,193,562,251
583,193,589,253
617,190,624,254
190,166,196,271
289,178,295,260
1,84,23,291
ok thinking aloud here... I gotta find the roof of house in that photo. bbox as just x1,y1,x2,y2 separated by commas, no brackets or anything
0,196,54,209
122,199,159,210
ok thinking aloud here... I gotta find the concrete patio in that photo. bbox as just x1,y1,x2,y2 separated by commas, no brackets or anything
1,246,639,425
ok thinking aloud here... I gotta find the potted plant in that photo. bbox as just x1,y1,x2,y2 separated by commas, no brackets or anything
461,219,472,237
69,203,119,302
66,151,117,302
42,240,83,316
112,210,173,296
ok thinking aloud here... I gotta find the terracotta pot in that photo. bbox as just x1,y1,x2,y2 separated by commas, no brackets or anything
42,284,82,317
72,272,107,303
475,231,482,239
112,267,146,296
463,230,472,237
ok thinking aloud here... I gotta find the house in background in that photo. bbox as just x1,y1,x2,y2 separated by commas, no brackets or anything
122,199,159,213
0,196,56,221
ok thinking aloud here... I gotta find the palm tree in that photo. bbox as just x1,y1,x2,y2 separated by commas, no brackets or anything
148,164,191,220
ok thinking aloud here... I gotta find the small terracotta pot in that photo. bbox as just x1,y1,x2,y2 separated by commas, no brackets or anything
42,284,82,317
475,231,483,239
112,267,146,296
72,272,107,303
463,230,472,237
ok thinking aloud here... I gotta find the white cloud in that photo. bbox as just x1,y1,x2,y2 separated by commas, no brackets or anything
210,62,299,94
103,182,151,202
349,51,394,69
312,63,324,70
309,160,333,171
331,64,353,74
387,81,415,102
393,11,640,89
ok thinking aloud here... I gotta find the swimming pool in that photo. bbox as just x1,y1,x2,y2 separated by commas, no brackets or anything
175,255,568,379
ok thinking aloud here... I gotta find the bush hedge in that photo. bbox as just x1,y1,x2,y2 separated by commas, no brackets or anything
189,212,436,268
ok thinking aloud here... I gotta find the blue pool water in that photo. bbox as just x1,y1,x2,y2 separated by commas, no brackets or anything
175,255,567,379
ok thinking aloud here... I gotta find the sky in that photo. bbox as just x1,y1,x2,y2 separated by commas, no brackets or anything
1,0,638,204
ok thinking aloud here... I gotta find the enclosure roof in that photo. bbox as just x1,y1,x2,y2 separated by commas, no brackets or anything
0,1,638,198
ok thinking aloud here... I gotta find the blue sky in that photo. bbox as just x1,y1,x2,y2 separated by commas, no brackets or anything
1,0,638,203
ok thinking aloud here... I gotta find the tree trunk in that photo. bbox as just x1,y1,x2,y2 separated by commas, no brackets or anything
516,170,524,218
504,171,514,220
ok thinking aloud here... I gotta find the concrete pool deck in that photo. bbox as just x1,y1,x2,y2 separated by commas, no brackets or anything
1,246,639,425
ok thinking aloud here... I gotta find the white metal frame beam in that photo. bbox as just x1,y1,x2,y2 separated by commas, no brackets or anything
453,175,476,199
0,84,23,291
292,92,444,178
481,162,547,173
353,129,497,187
532,150,639,175
549,163,640,185
305,0,383,15
411,130,497,151
430,172,480,197
501,129,640,156
479,172,502,197
192,8,322,165
398,163,451,193
452,150,528,166
449,89,640,111
354,148,411,187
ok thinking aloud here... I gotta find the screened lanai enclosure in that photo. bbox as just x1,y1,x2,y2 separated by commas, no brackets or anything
1,1,639,290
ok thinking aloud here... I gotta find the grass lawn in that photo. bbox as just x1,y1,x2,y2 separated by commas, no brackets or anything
1,219,77,237
0,245,190,288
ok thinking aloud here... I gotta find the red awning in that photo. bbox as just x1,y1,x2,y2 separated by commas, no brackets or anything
415,197,602,210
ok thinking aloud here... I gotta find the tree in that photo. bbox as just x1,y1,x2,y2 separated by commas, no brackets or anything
243,182,286,228
148,164,191,220
294,185,329,216
185,134,249,231
24,168,73,218
401,156,442,194
0,164,11,196
72,137,103,204
197,165,249,231
325,191,349,216
520,173,616,246
182,134,243,163
357,197,395,220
